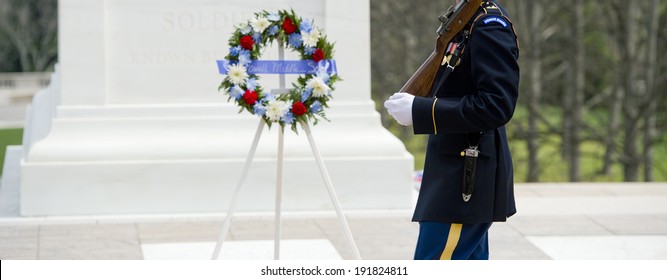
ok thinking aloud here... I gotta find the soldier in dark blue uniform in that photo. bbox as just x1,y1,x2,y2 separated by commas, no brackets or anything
384,0,519,260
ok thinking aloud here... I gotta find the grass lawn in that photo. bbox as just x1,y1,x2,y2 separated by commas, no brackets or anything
400,128,666,182
0,128,23,177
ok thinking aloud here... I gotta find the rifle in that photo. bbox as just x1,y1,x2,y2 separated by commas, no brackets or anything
399,0,482,97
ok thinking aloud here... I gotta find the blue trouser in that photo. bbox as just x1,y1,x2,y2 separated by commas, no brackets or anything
414,222,492,260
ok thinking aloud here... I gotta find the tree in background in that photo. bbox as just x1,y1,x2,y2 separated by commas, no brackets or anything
0,0,58,72
601,0,664,182
370,0,440,142
370,0,667,182
0,25,21,72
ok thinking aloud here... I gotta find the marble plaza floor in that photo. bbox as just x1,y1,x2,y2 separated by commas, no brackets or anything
0,182,666,260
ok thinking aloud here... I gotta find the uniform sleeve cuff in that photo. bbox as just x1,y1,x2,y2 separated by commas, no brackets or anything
412,96,437,135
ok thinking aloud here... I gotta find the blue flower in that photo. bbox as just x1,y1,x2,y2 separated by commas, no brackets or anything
239,56,251,67
254,103,267,116
263,92,276,101
316,61,331,82
246,78,259,91
300,19,313,33
240,25,252,35
267,12,280,22
229,46,241,56
268,25,279,36
288,33,302,48
238,50,252,66
281,112,295,124
310,101,323,113
252,32,262,43
301,88,312,102
229,85,244,100
304,47,316,55
316,71,330,83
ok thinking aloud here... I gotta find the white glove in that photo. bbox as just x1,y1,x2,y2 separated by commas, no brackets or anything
384,92,415,126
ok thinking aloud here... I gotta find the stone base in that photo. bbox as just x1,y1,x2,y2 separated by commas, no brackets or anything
19,102,414,216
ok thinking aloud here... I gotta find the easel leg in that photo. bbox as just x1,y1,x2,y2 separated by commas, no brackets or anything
274,126,285,260
275,41,286,260
301,122,362,260
211,120,266,260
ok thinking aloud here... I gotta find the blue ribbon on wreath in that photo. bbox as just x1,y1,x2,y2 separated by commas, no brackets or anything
217,60,337,75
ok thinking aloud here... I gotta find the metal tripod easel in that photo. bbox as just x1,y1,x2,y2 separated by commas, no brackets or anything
211,42,361,260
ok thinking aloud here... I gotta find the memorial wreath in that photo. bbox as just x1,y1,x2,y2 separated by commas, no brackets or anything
219,9,339,132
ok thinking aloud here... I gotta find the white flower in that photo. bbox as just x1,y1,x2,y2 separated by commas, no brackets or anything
265,100,289,122
306,76,331,97
238,24,252,35
227,64,248,85
301,28,321,48
250,16,271,33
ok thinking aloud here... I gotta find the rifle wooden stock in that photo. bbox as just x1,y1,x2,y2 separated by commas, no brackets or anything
400,0,482,97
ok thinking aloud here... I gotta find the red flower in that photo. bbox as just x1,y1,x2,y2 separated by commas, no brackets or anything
291,101,307,116
282,18,296,34
243,90,258,105
240,35,254,50
312,49,325,62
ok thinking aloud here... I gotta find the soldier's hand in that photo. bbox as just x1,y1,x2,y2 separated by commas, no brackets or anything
384,92,414,126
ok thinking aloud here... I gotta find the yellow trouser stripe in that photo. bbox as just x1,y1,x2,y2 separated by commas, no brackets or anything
439,223,462,260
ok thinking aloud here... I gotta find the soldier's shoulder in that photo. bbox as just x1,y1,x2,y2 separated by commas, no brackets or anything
472,1,512,29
